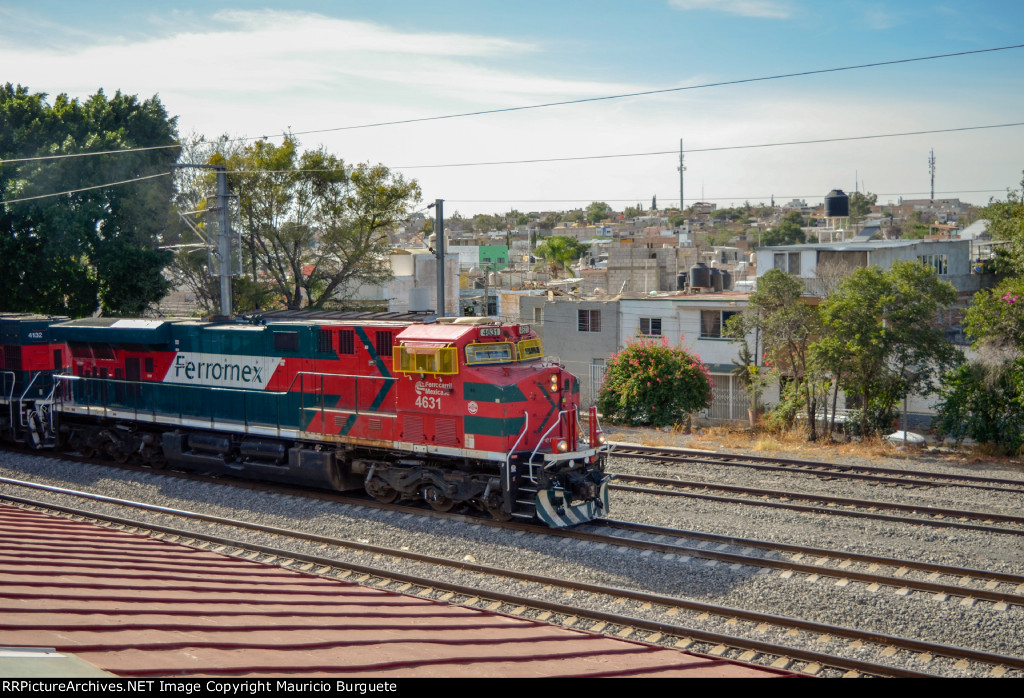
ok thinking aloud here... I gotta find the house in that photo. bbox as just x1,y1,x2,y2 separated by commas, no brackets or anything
518,291,759,420
754,238,975,298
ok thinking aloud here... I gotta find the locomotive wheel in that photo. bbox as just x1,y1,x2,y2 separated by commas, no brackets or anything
140,446,167,469
483,497,512,522
366,479,399,504
423,486,456,512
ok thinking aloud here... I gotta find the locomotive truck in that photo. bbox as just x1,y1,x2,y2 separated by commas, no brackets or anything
0,311,610,527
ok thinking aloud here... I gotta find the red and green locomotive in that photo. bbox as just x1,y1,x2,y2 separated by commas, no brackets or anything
1,311,610,527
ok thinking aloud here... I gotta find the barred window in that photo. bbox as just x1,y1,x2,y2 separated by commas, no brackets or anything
578,309,601,332
338,329,355,355
639,317,662,336
375,331,394,357
317,329,333,354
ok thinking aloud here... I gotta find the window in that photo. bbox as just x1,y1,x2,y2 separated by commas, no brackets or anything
773,252,801,275
639,317,662,336
274,331,299,352
918,254,948,275
578,309,601,333
700,310,739,339
465,342,514,364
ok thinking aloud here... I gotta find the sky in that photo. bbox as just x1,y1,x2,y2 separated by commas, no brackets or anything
2,0,1023,216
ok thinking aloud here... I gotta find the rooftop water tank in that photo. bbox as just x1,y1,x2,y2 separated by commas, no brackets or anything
689,262,711,289
825,189,850,218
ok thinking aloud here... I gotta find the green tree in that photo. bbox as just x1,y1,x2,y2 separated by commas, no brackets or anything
726,269,824,439
934,356,1024,454
818,260,958,435
849,191,877,223
980,173,1024,272
760,211,806,246
202,138,419,310
0,83,178,316
472,213,502,232
533,235,589,277
933,268,1024,453
598,339,712,427
586,201,612,224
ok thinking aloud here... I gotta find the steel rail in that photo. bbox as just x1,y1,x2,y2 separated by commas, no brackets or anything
610,443,1024,493
2,485,1021,677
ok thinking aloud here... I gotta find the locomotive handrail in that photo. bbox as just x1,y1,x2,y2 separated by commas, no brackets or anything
529,407,585,465
2,371,14,436
16,371,44,427
505,410,529,507
53,369,397,439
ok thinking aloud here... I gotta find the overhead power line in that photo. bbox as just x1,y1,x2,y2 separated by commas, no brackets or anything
446,190,1011,205
280,43,1024,139
216,121,1024,175
390,122,1024,170
0,172,172,205
2,44,1020,165
0,143,182,166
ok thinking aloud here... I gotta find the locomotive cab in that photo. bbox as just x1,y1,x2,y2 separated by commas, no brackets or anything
389,318,610,526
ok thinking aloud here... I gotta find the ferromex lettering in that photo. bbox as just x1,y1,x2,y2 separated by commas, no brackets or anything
164,353,283,390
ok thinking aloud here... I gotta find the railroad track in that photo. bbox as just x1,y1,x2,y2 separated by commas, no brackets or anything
609,443,1024,494
609,473,1024,536
3,476,1022,678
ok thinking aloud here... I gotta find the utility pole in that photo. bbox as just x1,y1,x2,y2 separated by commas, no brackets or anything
434,199,446,317
215,166,232,317
172,164,234,317
677,138,686,212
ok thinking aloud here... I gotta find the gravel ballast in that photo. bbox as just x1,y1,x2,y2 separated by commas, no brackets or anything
1,444,1022,678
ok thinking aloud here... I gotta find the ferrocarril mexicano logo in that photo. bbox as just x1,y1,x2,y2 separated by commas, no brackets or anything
163,353,283,390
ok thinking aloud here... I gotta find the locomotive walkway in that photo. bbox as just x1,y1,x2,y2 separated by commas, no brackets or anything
0,501,796,679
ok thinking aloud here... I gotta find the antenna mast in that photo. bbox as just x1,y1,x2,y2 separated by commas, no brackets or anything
929,149,936,202
677,138,686,211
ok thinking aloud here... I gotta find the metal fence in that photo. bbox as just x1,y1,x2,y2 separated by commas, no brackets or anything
704,374,750,422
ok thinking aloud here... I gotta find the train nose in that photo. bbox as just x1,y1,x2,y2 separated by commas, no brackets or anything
566,471,600,501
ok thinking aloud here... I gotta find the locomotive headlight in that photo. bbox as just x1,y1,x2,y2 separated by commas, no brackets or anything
595,431,606,445
549,373,559,392
554,439,569,453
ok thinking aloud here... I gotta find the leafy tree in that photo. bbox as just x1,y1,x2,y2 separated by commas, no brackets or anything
598,339,712,427
586,201,612,224
818,260,958,436
849,191,877,223
472,213,503,232
964,276,1024,349
727,269,824,438
980,172,1024,272
624,205,643,219
934,356,1024,454
0,83,178,316
934,267,1024,453
760,211,806,246
198,137,419,310
533,235,588,277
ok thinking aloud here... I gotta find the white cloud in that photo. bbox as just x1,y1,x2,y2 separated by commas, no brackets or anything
668,0,793,19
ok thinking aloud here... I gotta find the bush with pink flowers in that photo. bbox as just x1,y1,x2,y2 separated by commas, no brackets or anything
597,338,712,427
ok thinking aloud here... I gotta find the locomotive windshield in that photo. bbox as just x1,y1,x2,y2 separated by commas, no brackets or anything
465,342,514,364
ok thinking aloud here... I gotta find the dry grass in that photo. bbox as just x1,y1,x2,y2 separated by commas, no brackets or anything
604,421,1024,469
